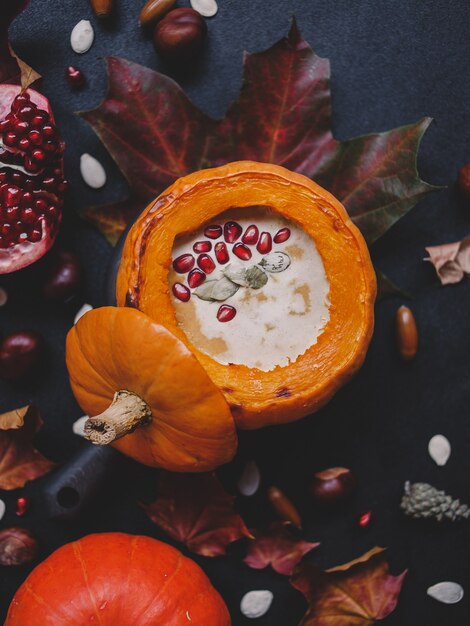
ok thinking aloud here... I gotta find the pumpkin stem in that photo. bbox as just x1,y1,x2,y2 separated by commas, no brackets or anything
84,390,152,445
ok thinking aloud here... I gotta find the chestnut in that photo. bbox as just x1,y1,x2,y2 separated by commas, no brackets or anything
0,331,42,381
42,249,83,303
153,8,207,62
458,163,470,200
309,467,357,505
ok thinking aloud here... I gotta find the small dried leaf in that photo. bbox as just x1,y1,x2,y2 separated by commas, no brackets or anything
0,528,37,565
425,235,470,285
259,252,291,273
291,547,407,626
237,460,261,496
8,45,41,90
240,590,273,619
428,434,451,466
427,581,464,604
195,276,239,302
141,472,251,557
244,522,319,576
0,405,56,490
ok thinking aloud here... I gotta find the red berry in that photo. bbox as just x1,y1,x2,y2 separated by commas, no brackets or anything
214,242,229,264
172,282,191,302
197,253,215,273
193,240,211,253
224,221,242,243
358,511,372,528
15,496,29,516
188,268,206,288
257,232,272,254
204,225,222,239
242,224,259,245
233,242,252,260
217,305,237,322
173,253,195,273
274,228,291,243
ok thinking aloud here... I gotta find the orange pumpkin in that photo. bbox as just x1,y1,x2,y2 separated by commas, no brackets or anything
117,161,376,429
66,306,237,471
5,533,231,625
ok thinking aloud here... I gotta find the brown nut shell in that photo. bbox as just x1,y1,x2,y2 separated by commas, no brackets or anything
153,8,207,62
90,0,114,17
458,163,470,200
267,486,302,529
309,467,357,505
140,0,176,26
396,305,418,360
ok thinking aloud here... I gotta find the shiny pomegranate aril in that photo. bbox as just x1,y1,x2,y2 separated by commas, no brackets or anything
4,186,21,206
28,229,42,242
32,149,46,163
173,253,195,273
15,496,29,516
21,207,35,224
188,268,206,288
233,242,252,260
172,282,191,302
17,105,35,121
42,125,55,138
224,221,242,243
18,138,30,150
214,242,229,264
31,114,45,128
257,232,272,254
66,66,86,89
28,130,42,145
4,132,18,147
274,227,291,243
197,253,216,274
0,119,11,133
12,93,30,110
204,225,222,239
217,304,237,323
242,224,259,245
193,240,212,253
14,120,29,133
35,198,48,212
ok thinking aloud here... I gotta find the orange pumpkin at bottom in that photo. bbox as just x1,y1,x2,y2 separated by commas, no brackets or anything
5,533,231,626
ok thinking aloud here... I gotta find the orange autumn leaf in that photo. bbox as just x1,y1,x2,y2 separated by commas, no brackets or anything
291,547,407,626
0,405,56,490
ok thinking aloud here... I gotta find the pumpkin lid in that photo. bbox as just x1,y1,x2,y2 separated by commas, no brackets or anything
66,306,237,471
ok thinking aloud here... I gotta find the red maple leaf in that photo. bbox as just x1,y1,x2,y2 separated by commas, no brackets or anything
141,472,251,557
80,20,439,245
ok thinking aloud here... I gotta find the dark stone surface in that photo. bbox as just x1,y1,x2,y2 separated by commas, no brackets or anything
1,0,470,623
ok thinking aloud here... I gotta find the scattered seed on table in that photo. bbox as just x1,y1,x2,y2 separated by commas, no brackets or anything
427,581,464,604
240,590,273,619
80,153,107,189
70,20,94,54
428,434,451,466
74,303,93,325
237,461,260,496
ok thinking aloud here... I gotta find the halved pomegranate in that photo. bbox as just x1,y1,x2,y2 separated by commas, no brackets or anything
0,85,67,274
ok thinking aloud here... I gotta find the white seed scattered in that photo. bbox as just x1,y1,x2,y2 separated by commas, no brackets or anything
74,303,93,324
190,0,218,17
237,461,261,496
80,154,107,189
240,590,273,619
0,499,5,521
0,286,7,307
427,581,464,604
73,415,89,437
71,20,94,54
428,434,451,466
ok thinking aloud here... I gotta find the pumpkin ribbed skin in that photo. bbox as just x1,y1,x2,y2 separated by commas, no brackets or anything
5,533,231,626
117,161,376,429
66,307,237,471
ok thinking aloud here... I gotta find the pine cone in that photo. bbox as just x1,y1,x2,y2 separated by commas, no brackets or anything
401,481,470,521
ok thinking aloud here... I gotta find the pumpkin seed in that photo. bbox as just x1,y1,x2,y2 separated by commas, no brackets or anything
259,251,291,273
428,434,451,466
427,581,464,604
70,20,94,54
237,461,261,496
194,276,239,302
80,154,107,189
72,415,89,437
0,499,5,521
240,590,273,618
190,0,218,17
74,303,93,324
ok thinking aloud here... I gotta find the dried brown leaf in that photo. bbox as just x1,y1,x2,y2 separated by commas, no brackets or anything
425,234,470,285
0,405,56,490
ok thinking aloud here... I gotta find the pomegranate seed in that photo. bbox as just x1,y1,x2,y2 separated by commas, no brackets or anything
224,221,242,243
42,125,55,138
0,119,11,133
204,225,222,239
32,149,46,163
4,186,21,206
18,138,30,150
242,224,259,245
41,177,56,192
214,242,229,264
11,172,24,185
15,496,29,516
21,207,36,224
233,242,252,260
4,132,18,147
35,198,48,213
197,254,216,274
21,192,33,206
188,268,206,288
172,282,191,302
6,206,19,221
173,253,195,273
28,229,42,242
66,66,86,89
28,130,43,145
25,158,40,173
14,120,29,133
358,511,372,528
257,232,272,254
274,227,291,243
217,305,237,323
12,93,30,111
18,105,36,121
31,114,45,128
193,240,212,253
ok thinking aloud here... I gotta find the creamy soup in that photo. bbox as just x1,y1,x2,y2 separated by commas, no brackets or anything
169,207,330,371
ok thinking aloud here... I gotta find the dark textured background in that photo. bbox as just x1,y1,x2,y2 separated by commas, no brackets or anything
1,0,470,623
